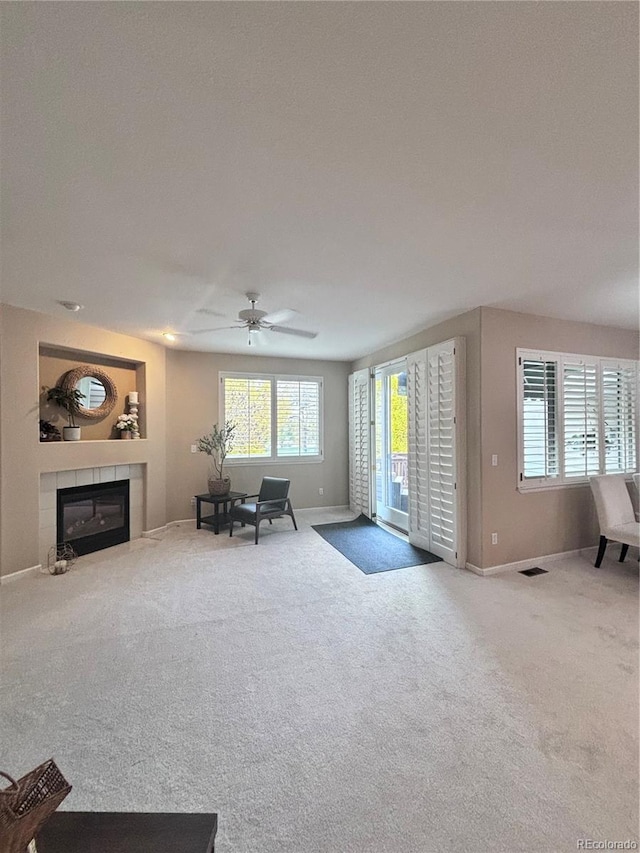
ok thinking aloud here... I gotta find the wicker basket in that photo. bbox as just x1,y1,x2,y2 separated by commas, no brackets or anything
0,760,71,853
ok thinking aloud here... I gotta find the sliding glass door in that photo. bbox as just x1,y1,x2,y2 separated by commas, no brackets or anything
374,361,409,531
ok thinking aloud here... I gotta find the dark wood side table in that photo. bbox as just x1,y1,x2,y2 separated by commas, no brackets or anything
36,811,217,852
195,491,247,534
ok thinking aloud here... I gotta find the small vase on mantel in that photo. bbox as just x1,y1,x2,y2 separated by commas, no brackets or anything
120,430,133,440
63,426,81,441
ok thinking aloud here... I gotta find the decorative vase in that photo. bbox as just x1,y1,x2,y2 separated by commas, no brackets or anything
120,431,133,440
208,474,231,496
63,426,81,441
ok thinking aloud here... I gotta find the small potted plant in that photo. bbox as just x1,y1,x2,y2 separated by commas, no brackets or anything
115,413,137,439
39,419,62,442
44,385,85,441
196,421,237,495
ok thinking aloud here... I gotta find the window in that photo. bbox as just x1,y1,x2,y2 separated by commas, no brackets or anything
518,350,638,490
221,373,323,463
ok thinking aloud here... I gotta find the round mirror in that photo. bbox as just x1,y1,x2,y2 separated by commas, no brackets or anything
61,366,118,421
75,376,107,409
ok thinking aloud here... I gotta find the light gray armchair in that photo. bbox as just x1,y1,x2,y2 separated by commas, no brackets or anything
589,474,640,568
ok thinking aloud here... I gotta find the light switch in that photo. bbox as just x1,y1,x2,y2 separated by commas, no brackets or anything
491,454,498,466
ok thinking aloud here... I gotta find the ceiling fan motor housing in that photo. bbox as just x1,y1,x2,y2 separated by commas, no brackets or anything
239,308,268,323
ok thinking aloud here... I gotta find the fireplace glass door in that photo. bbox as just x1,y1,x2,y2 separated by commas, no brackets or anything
57,480,130,555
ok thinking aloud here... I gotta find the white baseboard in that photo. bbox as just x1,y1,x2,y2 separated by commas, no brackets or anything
142,525,169,537
1,564,42,584
143,519,196,537
466,548,588,576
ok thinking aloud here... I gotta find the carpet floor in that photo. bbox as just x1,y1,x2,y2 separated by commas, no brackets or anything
1,508,638,852
311,514,441,573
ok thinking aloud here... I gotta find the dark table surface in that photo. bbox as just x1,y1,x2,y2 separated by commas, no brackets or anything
36,811,218,853
194,491,248,503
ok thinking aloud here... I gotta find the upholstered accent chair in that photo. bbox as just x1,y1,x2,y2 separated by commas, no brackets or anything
589,474,640,568
229,477,297,544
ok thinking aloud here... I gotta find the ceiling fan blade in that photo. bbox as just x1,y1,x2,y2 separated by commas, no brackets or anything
196,307,227,318
262,308,297,325
269,325,318,339
189,325,243,335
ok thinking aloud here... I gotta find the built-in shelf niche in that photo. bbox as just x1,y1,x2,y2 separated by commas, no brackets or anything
38,343,146,441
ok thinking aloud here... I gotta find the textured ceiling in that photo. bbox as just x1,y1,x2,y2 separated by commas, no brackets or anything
1,2,637,359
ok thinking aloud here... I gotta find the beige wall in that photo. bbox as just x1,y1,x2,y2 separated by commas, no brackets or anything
479,307,640,568
165,350,351,521
3,301,636,577
0,304,167,577
351,306,639,571
352,308,482,567
39,349,138,441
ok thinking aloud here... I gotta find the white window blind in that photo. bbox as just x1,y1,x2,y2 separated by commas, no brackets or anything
428,344,456,556
224,376,272,459
518,350,639,489
221,373,323,463
563,360,599,478
407,351,429,546
406,338,465,567
521,358,558,480
276,380,321,457
348,369,371,517
603,362,637,473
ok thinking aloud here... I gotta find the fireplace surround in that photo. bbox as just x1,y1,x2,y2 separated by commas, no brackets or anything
38,465,145,568
57,479,130,556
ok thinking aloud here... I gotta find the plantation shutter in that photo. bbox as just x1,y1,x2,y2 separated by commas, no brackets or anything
224,376,272,459
562,359,599,478
426,340,458,565
406,349,429,550
407,338,465,567
520,357,559,482
602,361,638,473
276,379,321,457
348,369,371,517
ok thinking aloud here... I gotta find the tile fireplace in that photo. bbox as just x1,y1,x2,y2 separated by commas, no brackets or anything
39,465,145,567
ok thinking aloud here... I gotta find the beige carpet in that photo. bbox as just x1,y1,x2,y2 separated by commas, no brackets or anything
1,509,638,852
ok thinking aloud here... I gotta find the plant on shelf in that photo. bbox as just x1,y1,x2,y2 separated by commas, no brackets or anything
115,413,137,439
196,421,237,496
44,384,85,441
39,419,62,442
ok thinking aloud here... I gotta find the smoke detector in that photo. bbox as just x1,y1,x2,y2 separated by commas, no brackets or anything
58,301,84,312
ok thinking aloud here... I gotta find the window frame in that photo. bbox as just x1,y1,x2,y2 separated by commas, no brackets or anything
220,371,324,465
516,348,638,492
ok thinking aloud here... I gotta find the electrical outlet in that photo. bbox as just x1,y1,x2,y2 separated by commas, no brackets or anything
190,497,196,506
491,532,498,545
318,487,324,495
190,445,197,453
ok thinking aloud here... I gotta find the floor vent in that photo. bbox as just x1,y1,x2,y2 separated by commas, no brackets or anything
519,567,548,577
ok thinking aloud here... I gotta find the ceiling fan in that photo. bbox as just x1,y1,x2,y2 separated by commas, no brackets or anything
188,293,318,346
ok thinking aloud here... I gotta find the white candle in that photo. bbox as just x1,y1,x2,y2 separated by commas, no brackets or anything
129,391,139,404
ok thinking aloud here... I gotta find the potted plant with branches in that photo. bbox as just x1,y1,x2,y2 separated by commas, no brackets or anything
44,384,86,441
196,421,237,495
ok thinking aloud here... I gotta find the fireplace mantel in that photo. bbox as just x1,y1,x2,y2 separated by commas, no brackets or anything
37,439,150,474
